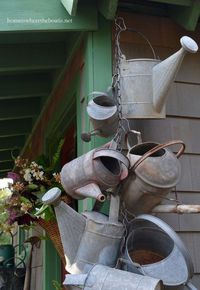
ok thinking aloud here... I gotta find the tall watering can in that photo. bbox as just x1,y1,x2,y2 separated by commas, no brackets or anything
81,92,118,142
42,188,125,274
119,29,198,118
121,214,197,290
64,264,163,290
60,146,129,202
122,134,185,215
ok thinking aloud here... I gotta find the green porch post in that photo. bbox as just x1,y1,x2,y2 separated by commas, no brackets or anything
77,14,113,212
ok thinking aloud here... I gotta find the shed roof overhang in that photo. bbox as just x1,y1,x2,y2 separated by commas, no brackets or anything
0,0,98,177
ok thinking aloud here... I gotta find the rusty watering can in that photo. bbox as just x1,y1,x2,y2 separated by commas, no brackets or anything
119,29,198,118
60,146,129,202
81,92,118,142
42,188,125,274
121,134,185,215
64,264,163,290
121,214,197,290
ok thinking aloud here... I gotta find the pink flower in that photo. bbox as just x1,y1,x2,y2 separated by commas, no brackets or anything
7,172,21,182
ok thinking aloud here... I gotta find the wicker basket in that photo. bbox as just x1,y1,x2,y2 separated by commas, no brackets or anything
36,195,72,266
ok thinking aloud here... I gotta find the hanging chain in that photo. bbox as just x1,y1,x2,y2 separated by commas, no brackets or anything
112,17,127,151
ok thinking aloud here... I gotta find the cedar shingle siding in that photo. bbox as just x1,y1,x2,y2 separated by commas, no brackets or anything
118,12,200,287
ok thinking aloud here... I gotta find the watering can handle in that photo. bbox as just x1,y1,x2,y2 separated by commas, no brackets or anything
118,28,157,60
125,130,142,151
132,140,185,171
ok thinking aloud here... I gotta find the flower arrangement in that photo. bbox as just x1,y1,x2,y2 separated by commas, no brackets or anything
0,154,63,233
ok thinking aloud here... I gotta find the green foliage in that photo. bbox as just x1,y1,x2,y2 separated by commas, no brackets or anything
52,280,62,290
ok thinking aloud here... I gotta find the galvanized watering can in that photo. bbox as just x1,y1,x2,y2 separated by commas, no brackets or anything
121,137,185,215
81,92,118,142
42,188,125,274
119,30,198,118
60,146,129,202
64,264,163,290
121,214,197,290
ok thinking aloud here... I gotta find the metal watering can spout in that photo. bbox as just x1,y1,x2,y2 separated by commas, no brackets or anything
153,36,198,113
42,188,86,273
75,183,106,202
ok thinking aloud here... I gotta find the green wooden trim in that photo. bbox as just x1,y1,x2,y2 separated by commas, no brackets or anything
98,0,119,20
0,0,97,32
77,15,113,213
169,0,200,31
61,0,78,16
43,238,61,290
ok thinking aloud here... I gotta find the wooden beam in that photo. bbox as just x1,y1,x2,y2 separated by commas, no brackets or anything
0,161,14,171
0,119,32,137
98,0,119,20
0,43,67,73
149,0,192,6
0,97,41,120
0,150,13,161
0,136,25,150
0,0,97,32
0,73,51,99
0,168,13,173
169,0,200,30
61,0,78,16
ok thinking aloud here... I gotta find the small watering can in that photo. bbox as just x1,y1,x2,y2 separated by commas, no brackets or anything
81,92,118,142
121,214,197,290
42,188,125,274
63,264,163,290
60,146,129,202
119,29,198,118
121,134,185,215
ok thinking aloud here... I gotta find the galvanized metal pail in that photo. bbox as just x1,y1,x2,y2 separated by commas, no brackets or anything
64,264,163,290
121,214,196,290
42,188,125,274
121,140,185,215
61,147,129,201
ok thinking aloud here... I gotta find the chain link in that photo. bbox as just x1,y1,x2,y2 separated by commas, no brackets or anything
112,17,127,151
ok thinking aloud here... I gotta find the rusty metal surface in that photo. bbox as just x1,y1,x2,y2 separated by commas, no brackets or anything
121,141,183,215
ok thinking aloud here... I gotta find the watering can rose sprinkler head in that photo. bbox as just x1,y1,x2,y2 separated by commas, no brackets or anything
153,36,198,113
81,129,101,142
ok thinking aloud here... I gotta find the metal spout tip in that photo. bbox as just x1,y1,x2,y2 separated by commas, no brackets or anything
97,194,106,202
81,132,91,142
